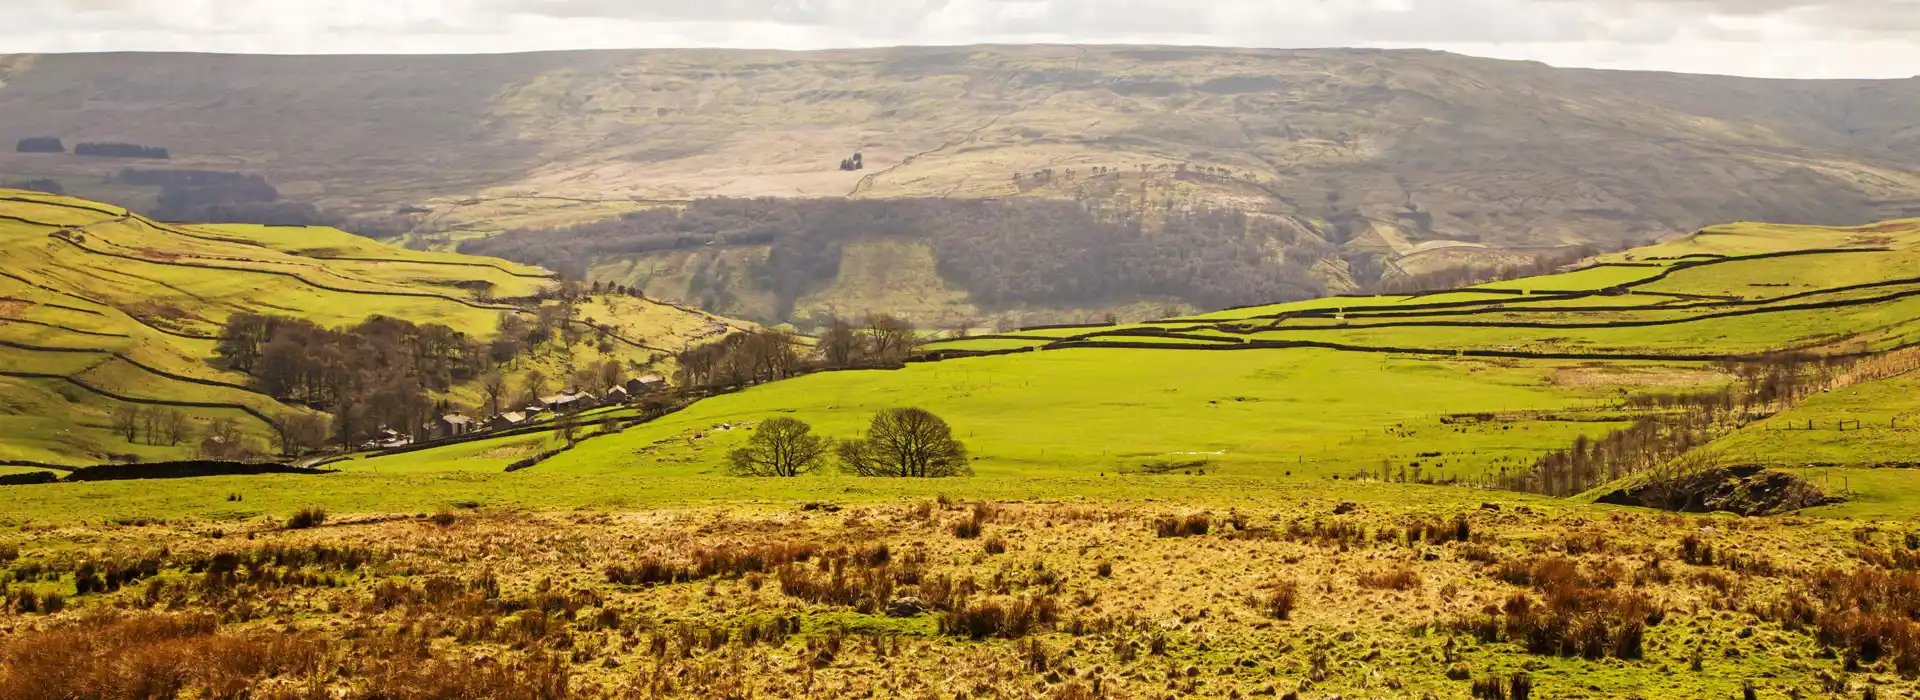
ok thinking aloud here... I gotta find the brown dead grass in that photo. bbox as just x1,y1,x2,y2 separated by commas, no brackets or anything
0,503,1908,698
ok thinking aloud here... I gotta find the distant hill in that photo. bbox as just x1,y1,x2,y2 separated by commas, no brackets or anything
2,47,1917,323
0,189,733,467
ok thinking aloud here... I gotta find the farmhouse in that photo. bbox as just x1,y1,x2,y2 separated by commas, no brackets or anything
625,375,666,396
435,414,476,439
539,391,598,414
489,411,527,431
604,385,630,404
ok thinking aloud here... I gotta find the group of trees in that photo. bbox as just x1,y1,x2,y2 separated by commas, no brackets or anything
464,197,1330,322
74,142,170,159
727,408,970,478
837,152,865,171
215,314,493,449
1373,246,1602,295
107,406,265,459
1,179,63,195
15,137,64,153
674,313,919,392
112,168,332,226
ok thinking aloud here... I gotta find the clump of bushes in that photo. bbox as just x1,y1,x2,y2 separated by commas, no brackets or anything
285,507,327,530
1454,587,1659,659
1155,513,1211,538
937,594,1060,639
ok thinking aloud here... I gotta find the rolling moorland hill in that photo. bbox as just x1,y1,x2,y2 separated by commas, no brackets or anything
2,47,1918,324
0,189,737,469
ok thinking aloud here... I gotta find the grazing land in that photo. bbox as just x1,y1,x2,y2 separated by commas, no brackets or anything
0,189,730,467
6,205,1920,697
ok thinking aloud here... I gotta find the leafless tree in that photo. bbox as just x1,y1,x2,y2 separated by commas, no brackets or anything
157,410,192,447
728,417,831,477
110,405,144,443
838,408,971,478
276,413,331,456
481,371,508,416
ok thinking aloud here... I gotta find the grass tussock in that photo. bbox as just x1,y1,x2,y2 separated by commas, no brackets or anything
1358,567,1423,591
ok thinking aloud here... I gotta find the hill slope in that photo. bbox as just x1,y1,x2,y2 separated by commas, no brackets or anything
337,217,1920,515
3,47,1918,322
0,190,733,467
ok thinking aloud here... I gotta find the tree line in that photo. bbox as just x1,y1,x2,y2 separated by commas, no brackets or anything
1494,350,1917,496
113,168,333,226
1372,245,1602,295
74,142,170,159
1,179,63,195
14,137,64,153
461,197,1331,322
673,313,919,393
106,406,290,461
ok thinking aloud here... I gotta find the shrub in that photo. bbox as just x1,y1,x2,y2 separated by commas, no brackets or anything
285,507,327,530
984,537,1007,555
1155,514,1211,538
1454,587,1660,660
953,519,983,539
937,595,1060,639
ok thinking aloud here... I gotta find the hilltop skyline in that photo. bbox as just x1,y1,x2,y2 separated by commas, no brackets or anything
6,0,1920,79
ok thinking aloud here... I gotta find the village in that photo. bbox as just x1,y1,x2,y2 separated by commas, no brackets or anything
367,374,669,451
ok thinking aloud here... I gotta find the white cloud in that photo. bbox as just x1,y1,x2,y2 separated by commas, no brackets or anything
2,0,1917,78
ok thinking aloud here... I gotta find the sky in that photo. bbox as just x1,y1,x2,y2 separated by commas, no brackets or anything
6,0,1919,79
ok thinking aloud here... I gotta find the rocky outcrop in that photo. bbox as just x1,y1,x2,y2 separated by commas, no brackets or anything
1596,466,1841,516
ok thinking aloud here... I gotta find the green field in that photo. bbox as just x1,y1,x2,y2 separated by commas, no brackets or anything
0,189,724,466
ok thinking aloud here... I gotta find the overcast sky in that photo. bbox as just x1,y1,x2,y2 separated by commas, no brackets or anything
8,0,1919,79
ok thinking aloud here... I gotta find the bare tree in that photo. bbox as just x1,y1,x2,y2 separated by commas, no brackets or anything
728,417,830,477
156,410,192,447
818,317,860,369
480,371,508,416
276,413,331,456
520,370,549,409
596,359,623,393
110,405,144,443
838,408,971,478
863,313,918,363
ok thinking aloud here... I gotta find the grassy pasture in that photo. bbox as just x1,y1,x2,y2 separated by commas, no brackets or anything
0,190,725,465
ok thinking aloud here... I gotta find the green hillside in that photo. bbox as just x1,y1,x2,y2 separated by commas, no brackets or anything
3,214,1874,521
0,189,728,468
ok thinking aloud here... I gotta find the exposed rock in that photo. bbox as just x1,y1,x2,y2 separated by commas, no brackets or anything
886,597,926,618
1596,466,1842,516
